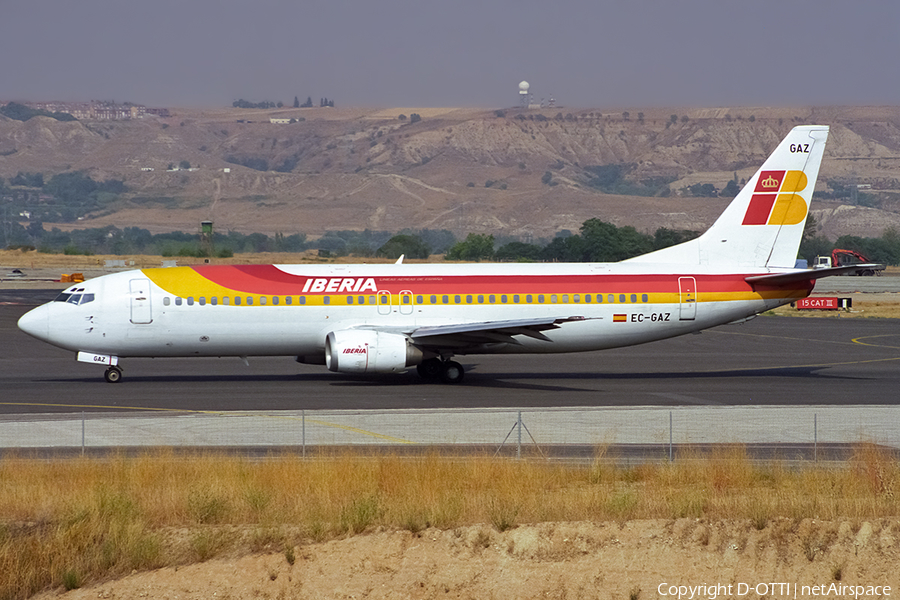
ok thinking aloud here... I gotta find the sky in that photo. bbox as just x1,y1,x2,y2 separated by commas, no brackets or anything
2,0,898,109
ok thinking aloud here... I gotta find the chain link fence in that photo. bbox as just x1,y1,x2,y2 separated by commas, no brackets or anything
2,406,898,462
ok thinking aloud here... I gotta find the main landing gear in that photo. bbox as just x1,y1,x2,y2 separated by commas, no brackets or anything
416,357,464,384
104,365,123,383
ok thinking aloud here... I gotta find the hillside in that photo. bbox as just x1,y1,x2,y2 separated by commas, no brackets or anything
2,105,899,240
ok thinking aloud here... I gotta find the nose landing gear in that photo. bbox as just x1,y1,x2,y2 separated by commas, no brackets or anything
104,365,123,383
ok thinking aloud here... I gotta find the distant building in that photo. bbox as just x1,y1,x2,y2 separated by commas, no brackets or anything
269,118,291,124
25,101,168,121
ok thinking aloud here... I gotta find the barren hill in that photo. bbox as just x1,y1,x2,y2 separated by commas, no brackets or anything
2,105,899,239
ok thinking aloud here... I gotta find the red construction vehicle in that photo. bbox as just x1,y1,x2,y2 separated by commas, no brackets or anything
813,249,885,276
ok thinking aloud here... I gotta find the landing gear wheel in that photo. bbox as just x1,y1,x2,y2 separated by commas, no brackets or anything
440,360,465,384
416,358,443,380
104,366,123,383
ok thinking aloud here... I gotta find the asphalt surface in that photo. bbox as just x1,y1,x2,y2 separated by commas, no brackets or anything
3,289,900,414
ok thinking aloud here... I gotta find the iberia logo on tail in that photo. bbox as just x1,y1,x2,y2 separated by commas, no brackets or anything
742,170,809,226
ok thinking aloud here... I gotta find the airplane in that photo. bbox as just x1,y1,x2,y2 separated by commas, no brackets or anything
17,125,876,384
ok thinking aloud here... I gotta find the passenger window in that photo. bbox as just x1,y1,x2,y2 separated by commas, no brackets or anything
526,295,532,303
347,296,354,304
367,296,374,305
259,297,266,306
402,296,410,305
597,294,603,303
246,297,253,306
430,295,437,304
538,295,545,303
175,297,183,306
272,297,279,305
466,295,472,304
565,294,571,303
631,294,637,303
357,296,364,305
514,295,520,303
442,295,449,304
299,297,306,305
619,294,626,303
551,294,558,303
211,297,218,306
501,295,507,303
223,297,230,305
454,295,461,304
285,297,292,305
324,297,330,305
415,295,422,304
477,295,483,304
187,297,195,306
608,294,615,303
490,295,496,303
163,297,171,306
380,295,388,304
234,297,241,306
199,297,206,306
642,294,648,302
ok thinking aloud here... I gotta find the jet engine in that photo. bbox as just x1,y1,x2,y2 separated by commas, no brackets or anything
325,330,423,374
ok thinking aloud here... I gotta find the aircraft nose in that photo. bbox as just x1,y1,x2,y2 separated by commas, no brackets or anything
18,304,50,342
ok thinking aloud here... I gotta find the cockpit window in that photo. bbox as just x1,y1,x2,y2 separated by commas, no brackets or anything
54,292,94,305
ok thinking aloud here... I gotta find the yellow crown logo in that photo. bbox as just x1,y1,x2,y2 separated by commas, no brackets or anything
760,175,780,189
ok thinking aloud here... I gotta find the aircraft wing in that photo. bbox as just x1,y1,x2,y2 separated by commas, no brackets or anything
410,316,587,346
746,264,885,286
352,316,589,349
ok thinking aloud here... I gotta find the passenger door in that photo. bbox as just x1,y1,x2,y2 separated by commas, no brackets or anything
129,278,153,324
678,276,697,321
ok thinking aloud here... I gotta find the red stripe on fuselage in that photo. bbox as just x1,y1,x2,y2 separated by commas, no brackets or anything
190,265,812,296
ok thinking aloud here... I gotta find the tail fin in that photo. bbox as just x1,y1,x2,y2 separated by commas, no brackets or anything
627,125,829,268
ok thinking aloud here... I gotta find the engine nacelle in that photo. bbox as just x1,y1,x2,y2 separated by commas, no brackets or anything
325,330,423,374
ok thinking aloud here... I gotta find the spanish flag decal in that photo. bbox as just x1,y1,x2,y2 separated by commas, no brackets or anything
613,314,627,323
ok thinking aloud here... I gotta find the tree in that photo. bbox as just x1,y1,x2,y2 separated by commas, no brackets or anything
179,160,191,170
376,234,430,259
495,241,542,262
10,172,43,187
721,179,740,197
541,171,552,185
409,113,421,123
293,96,300,108
445,234,494,261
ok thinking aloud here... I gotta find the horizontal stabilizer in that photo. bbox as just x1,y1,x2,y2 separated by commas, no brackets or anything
745,264,885,286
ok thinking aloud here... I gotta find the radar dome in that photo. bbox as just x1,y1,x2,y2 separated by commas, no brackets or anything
518,81,530,92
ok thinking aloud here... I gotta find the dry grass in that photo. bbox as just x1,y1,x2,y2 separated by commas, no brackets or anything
1,446,900,599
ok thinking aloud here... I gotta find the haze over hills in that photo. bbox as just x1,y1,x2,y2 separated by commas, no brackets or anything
1,105,899,241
